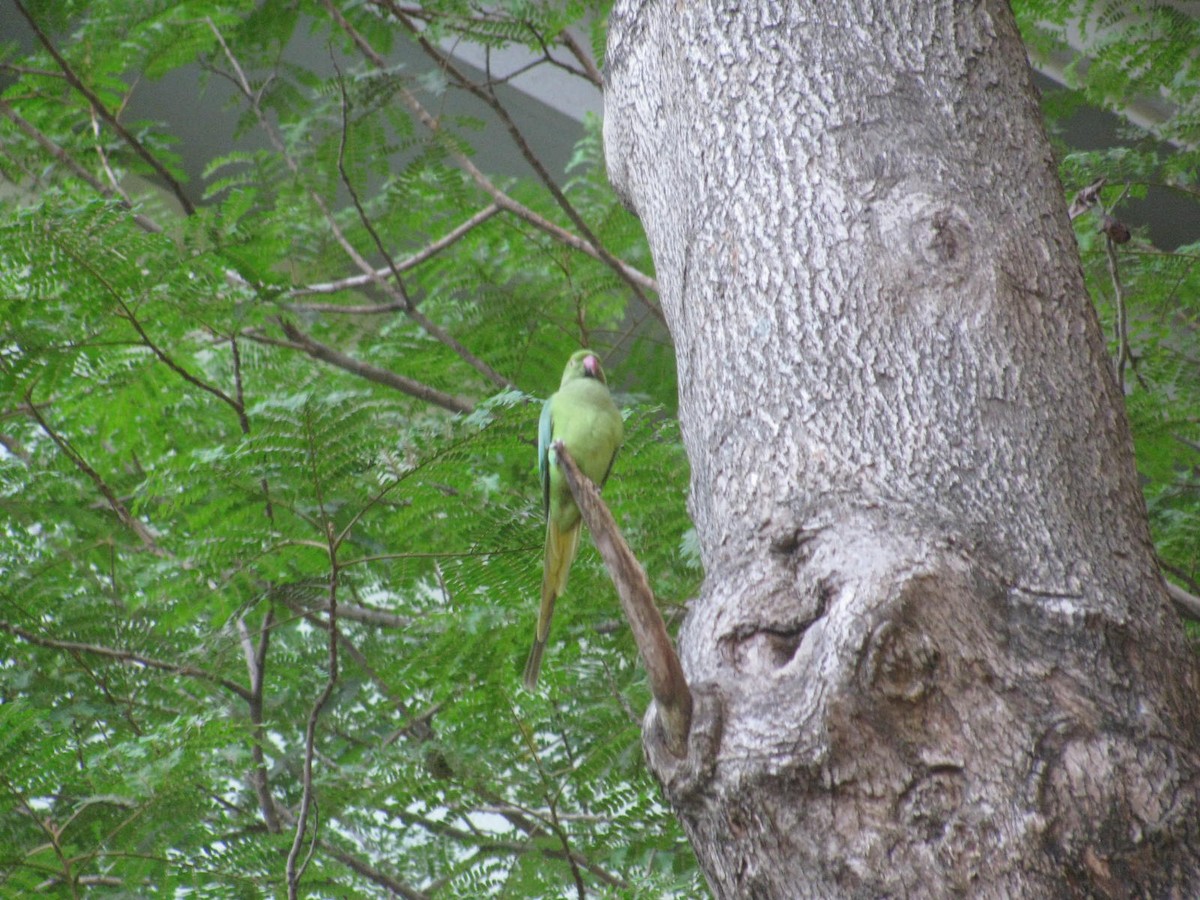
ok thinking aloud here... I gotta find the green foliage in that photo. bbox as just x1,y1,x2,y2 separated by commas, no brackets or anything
2,0,1199,895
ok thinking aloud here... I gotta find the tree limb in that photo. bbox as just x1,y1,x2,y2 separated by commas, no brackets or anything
113,298,246,419
0,99,162,234
245,323,474,414
322,0,659,298
208,19,507,390
237,610,281,833
13,0,195,216
558,28,604,89
1166,581,1200,621
289,204,501,300
286,438,341,898
22,395,163,554
330,60,512,389
551,441,693,757
374,0,663,324
0,621,252,703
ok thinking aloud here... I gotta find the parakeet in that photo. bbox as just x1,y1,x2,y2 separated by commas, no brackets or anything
523,349,624,689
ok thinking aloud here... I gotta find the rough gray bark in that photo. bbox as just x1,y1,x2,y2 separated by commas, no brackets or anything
603,1,1200,896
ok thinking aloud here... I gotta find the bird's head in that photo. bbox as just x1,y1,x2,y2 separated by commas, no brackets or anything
561,349,606,386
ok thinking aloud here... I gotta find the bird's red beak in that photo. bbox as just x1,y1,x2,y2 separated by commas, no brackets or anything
583,355,599,377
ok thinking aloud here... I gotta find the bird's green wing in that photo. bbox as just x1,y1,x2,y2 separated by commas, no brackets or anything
538,395,554,517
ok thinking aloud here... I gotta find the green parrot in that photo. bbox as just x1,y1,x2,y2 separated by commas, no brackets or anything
523,349,624,689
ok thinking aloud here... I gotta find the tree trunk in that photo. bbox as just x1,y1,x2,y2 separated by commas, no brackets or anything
603,1,1200,896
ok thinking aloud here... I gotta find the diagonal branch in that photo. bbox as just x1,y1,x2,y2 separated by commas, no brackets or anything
6,787,79,899
316,837,430,899
0,99,163,234
289,203,500,300
13,0,195,215
43,227,247,423
244,322,473,413
558,28,604,89
552,442,693,758
22,394,163,554
0,621,252,703
375,0,659,322
330,61,512,389
207,19,507,390
114,298,245,419
323,0,659,300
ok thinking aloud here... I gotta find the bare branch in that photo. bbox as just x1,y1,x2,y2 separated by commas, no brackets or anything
1166,580,1200,621
552,441,693,758
39,227,246,420
13,0,195,215
288,596,411,629
558,28,604,89
330,61,512,389
7,788,80,900
237,610,281,833
316,838,430,899
207,19,507,390
115,299,246,417
287,444,341,897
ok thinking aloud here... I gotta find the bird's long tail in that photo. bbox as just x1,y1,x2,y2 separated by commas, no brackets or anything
523,518,581,689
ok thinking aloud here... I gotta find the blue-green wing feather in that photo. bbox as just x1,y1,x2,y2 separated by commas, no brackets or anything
538,396,554,516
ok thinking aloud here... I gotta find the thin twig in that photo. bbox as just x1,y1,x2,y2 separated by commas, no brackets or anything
286,413,342,898
339,545,535,568
330,58,512,389
88,106,136,209
22,395,163,553
115,298,245,416
288,595,412,629
40,229,245,419
290,203,500,299
0,99,162,233
281,599,435,744
374,0,663,324
7,788,80,900
208,19,506,390
316,837,430,899
513,708,587,898
244,322,473,413
323,1,658,298
13,0,195,215
0,621,252,703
